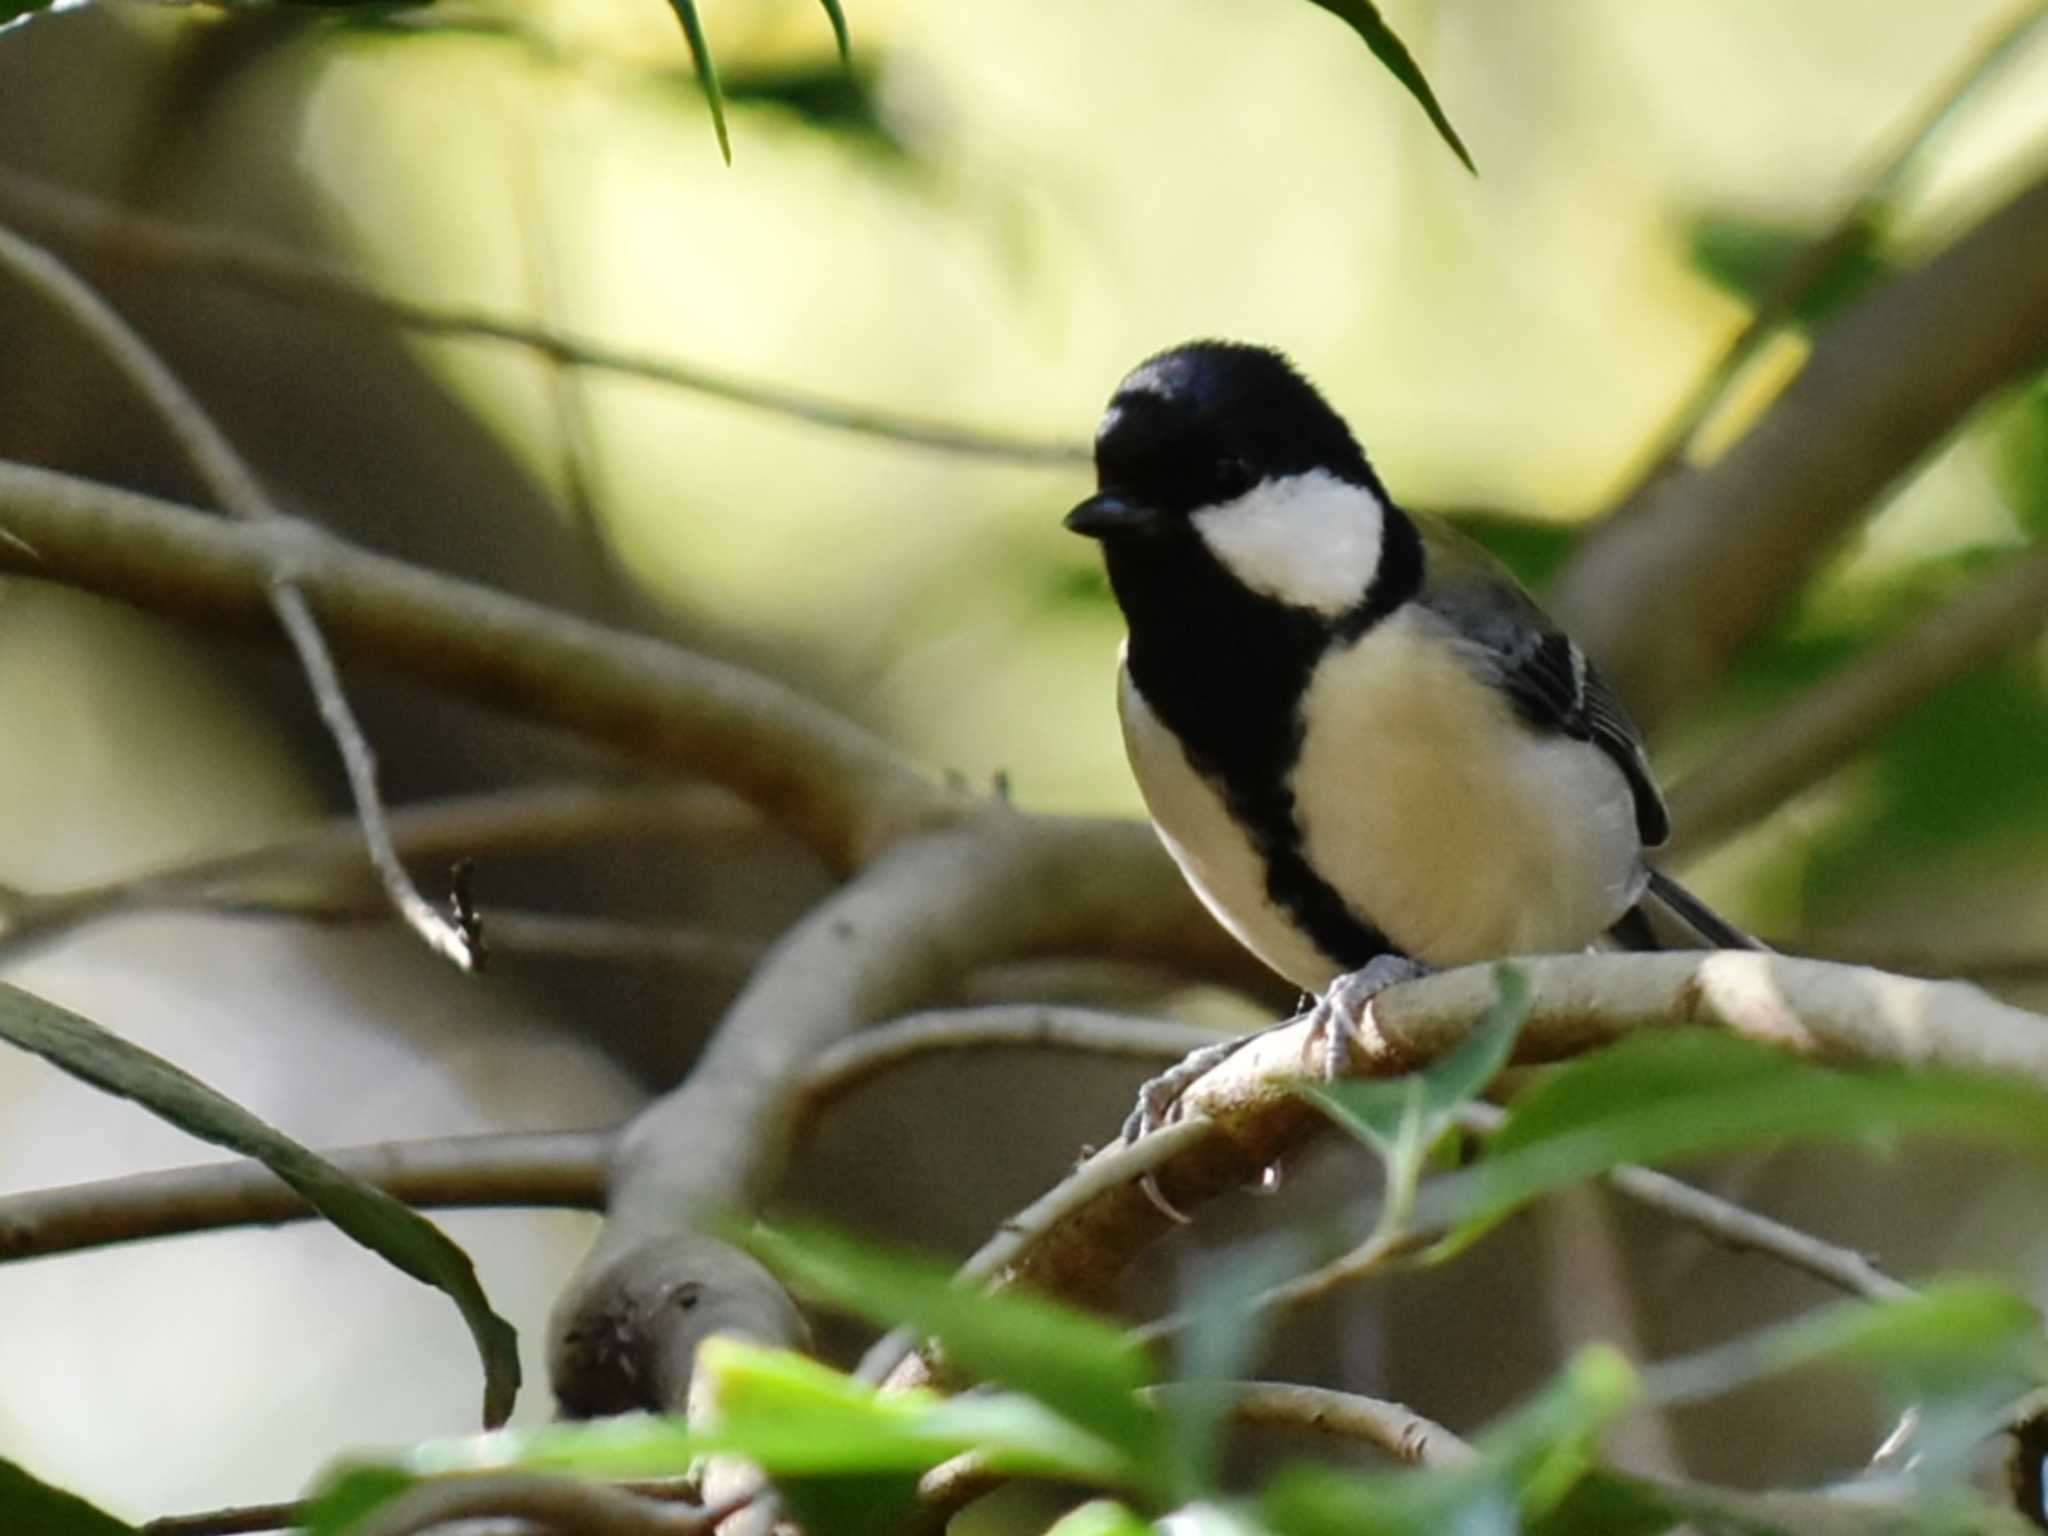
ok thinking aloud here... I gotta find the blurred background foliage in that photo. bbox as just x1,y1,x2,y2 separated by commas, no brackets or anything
1,0,2047,1522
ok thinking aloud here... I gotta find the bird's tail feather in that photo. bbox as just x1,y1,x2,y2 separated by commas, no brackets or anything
1613,869,1764,952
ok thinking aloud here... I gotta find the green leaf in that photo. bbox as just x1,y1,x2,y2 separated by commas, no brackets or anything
740,1223,1168,1491
0,983,519,1426
1300,1,1475,173
1643,1281,2042,1408
0,1458,139,1536
1429,1029,2048,1251
1684,213,1892,331
816,0,851,64
665,0,733,164
300,1466,419,1536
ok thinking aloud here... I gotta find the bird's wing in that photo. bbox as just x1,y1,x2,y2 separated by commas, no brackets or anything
1413,517,1671,849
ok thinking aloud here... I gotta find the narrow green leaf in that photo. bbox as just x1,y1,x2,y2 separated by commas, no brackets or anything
740,1223,1166,1489
1643,1281,2042,1408
0,1458,139,1536
665,0,732,163
1430,1030,2048,1251
0,983,519,1426
817,0,851,65
1300,1,1475,173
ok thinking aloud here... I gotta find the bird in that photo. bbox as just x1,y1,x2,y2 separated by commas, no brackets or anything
1064,340,1753,1127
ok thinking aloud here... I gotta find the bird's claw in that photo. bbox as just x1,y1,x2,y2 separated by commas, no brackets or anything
1301,954,1432,1081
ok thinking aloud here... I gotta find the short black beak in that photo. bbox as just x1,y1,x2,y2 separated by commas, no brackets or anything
1064,491,1161,539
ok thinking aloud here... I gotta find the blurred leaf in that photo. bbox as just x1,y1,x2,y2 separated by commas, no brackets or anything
300,1466,418,1536
1298,1,1475,173
719,58,912,164
1685,214,1892,331
1645,1281,2042,1407
1992,373,2048,539
1531,1470,2033,1536
308,1343,1143,1536
0,1459,138,1536
665,0,732,164
1799,660,2048,918
1430,1029,2048,1250
739,1224,1168,1492
0,982,520,1427
1170,1235,1314,1495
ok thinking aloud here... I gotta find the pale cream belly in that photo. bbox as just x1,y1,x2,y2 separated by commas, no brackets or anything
1117,610,1646,987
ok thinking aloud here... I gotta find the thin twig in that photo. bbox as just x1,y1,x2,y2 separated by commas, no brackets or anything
145,1479,712,1536
0,219,475,969
0,781,755,962
1610,0,2048,506
1664,548,2048,860
0,162,1088,468
792,1005,1225,1123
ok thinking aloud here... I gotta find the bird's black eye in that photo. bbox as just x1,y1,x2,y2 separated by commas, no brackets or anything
1213,456,1256,500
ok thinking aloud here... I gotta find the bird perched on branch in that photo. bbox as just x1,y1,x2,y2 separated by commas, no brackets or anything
1065,341,1752,1126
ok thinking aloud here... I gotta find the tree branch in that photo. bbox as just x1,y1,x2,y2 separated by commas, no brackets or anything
1554,166,2048,728
0,1131,610,1262
1146,1381,1480,1468
0,162,1087,469
937,953,2047,1343
0,461,958,871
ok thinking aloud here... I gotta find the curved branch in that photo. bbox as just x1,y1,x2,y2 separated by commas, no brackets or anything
551,811,1239,1416
1146,1381,1479,1469
351,1473,717,1536
1555,167,2048,728
953,953,2048,1329
0,461,955,870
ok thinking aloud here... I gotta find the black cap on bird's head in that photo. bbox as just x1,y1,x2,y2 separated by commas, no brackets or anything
1064,341,1379,542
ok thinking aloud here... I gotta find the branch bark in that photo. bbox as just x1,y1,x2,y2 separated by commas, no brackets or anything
1554,166,2048,728
0,461,956,871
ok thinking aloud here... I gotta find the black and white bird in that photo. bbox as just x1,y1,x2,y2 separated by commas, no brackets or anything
1065,341,1752,1102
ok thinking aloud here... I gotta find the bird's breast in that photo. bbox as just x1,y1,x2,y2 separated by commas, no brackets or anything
1287,607,1645,964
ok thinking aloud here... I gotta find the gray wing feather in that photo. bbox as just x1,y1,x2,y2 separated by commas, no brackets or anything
1413,517,1670,849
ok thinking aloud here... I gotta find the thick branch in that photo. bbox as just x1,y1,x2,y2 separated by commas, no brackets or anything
966,952,2048,1321
1555,168,2048,727
0,461,954,870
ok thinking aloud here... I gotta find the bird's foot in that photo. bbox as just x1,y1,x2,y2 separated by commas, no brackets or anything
1302,954,1433,1081
1120,1028,1280,1145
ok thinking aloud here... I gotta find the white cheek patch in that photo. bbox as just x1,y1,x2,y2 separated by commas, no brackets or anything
1192,469,1386,616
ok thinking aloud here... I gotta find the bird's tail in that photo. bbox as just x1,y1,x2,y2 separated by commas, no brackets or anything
1611,869,1763,952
